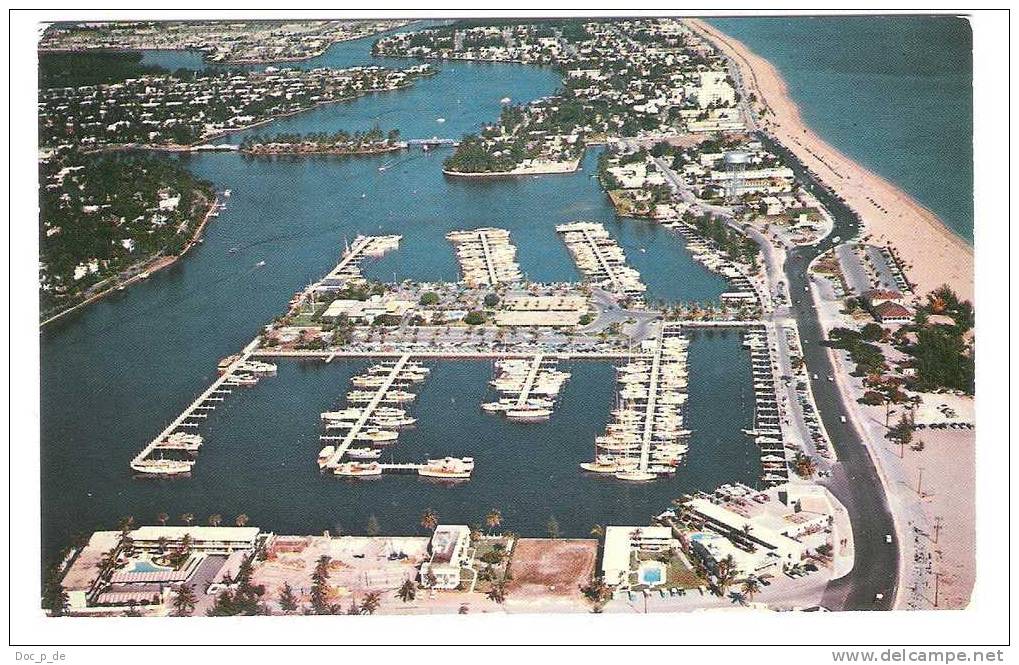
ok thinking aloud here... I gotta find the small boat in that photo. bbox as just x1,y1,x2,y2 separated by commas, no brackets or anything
131,458,193,475
500,97,511,104
346,447,382,460
356,429,399,443
580,459,637,474
334,461,383,477
321,409,363,421
228,247,238,253
436,117,446,123
418,457,473,479
256,260,266,267
615,470,657,481
505,407,552,422
481,400,514,413
370,415,416,429
223,189,232,197
318,446,336,465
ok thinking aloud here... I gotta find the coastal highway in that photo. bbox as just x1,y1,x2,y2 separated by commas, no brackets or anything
653,135,898,609
757,133,899,610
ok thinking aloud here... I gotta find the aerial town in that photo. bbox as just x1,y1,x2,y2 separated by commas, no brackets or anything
37,18,975,619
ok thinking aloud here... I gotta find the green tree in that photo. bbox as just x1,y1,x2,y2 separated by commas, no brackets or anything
420,508,439,532
310,555,338,615
171,584,197,617
396,579,417,603
278,582,299,614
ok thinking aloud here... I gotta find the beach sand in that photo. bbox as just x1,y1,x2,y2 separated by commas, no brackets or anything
686,19,974,303
896,428,976,609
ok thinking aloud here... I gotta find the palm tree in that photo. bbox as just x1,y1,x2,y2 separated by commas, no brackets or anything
360,591,382,615
156,512,169,526
396,579,416,603
739,575,761,602
118,516,135,534
484,508,502,534
486,577,508,604
235,514,249,527
171,584,197,617
180,512,194,526
207,514,223,527
793,452,817,479
579,577,612,612
278,582,299,615
420,508,439,533
714,555,738,596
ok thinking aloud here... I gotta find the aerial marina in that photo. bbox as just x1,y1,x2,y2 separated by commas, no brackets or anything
446,227,523,287
555,221,647,301
30,14,981,627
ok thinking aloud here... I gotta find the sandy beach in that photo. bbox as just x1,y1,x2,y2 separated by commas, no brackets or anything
687,19,973,303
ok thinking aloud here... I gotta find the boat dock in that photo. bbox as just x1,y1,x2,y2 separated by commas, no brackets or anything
582,323,691,480
130,338,273,476
481,354,570,421
743,324,791,486
556,221,646,300
319,234,402,288
319,354,415,470
445,227,522,287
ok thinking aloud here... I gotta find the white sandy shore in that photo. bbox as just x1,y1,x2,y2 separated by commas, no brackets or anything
687,19,973,303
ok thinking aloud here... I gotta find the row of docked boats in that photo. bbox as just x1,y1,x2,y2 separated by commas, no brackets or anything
555,221,646,300
581,327,692,481
481,356,569,422
743,328,790,486
318,359,430,470
329,456,475,479
667,223,758,295
131,357,278,475
445,227,522,287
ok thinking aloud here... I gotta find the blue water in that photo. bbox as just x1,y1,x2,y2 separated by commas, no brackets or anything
41,25,751,564
710,16,973,242
129,560,170,573
640,565,663,584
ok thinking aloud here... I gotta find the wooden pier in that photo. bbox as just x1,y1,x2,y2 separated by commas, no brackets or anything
514,354,545,408
556,221,645,299
636,330,665,473
320,354,412,470
319,234,402,287
130,336,263,474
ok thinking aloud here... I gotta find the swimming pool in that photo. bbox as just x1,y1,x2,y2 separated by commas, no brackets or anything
638,560,667,586
128,560,172,574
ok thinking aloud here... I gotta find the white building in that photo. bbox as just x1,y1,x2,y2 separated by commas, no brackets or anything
420,525,472,589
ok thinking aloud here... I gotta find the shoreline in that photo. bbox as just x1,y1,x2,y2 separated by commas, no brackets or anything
39,192,219,328
686,19,973,303
38,21,413,66
442,156,582,178
239,143,405,158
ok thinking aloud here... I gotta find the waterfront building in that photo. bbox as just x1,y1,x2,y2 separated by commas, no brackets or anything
601,526,680,587
420,525,472,589
130,526,261,554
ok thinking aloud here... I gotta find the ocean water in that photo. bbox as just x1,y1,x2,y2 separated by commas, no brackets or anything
710,16,973,242
40,29,744,563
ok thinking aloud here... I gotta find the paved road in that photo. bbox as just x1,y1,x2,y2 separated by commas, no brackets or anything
653,134,898,609
759,132,899,610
